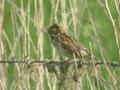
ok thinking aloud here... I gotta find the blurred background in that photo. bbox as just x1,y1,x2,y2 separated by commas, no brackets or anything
0,0,120,90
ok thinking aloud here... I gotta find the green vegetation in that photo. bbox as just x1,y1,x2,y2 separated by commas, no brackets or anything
1,0,120,90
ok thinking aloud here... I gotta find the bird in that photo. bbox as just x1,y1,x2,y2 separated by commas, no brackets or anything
47,24,96,82
47,24,92,60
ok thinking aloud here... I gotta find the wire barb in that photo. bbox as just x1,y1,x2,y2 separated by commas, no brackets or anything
0,58,120,67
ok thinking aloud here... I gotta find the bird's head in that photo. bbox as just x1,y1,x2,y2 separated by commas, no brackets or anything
48,24,61,38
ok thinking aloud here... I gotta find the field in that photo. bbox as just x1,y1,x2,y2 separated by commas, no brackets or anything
0,0,120,90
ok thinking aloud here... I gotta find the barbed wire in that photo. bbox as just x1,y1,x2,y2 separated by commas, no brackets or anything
0,58,119,80
0,58,120,67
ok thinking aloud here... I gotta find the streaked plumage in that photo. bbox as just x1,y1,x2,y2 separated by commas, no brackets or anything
48,24,91,60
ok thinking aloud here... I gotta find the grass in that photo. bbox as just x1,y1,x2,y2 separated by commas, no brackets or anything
0,0,120,90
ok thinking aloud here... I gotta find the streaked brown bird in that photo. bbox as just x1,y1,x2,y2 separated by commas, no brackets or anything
47,24,96,82
48,24,92,60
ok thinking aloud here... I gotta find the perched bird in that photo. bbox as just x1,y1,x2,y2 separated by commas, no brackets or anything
47,24,96,82
47,24,92,60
